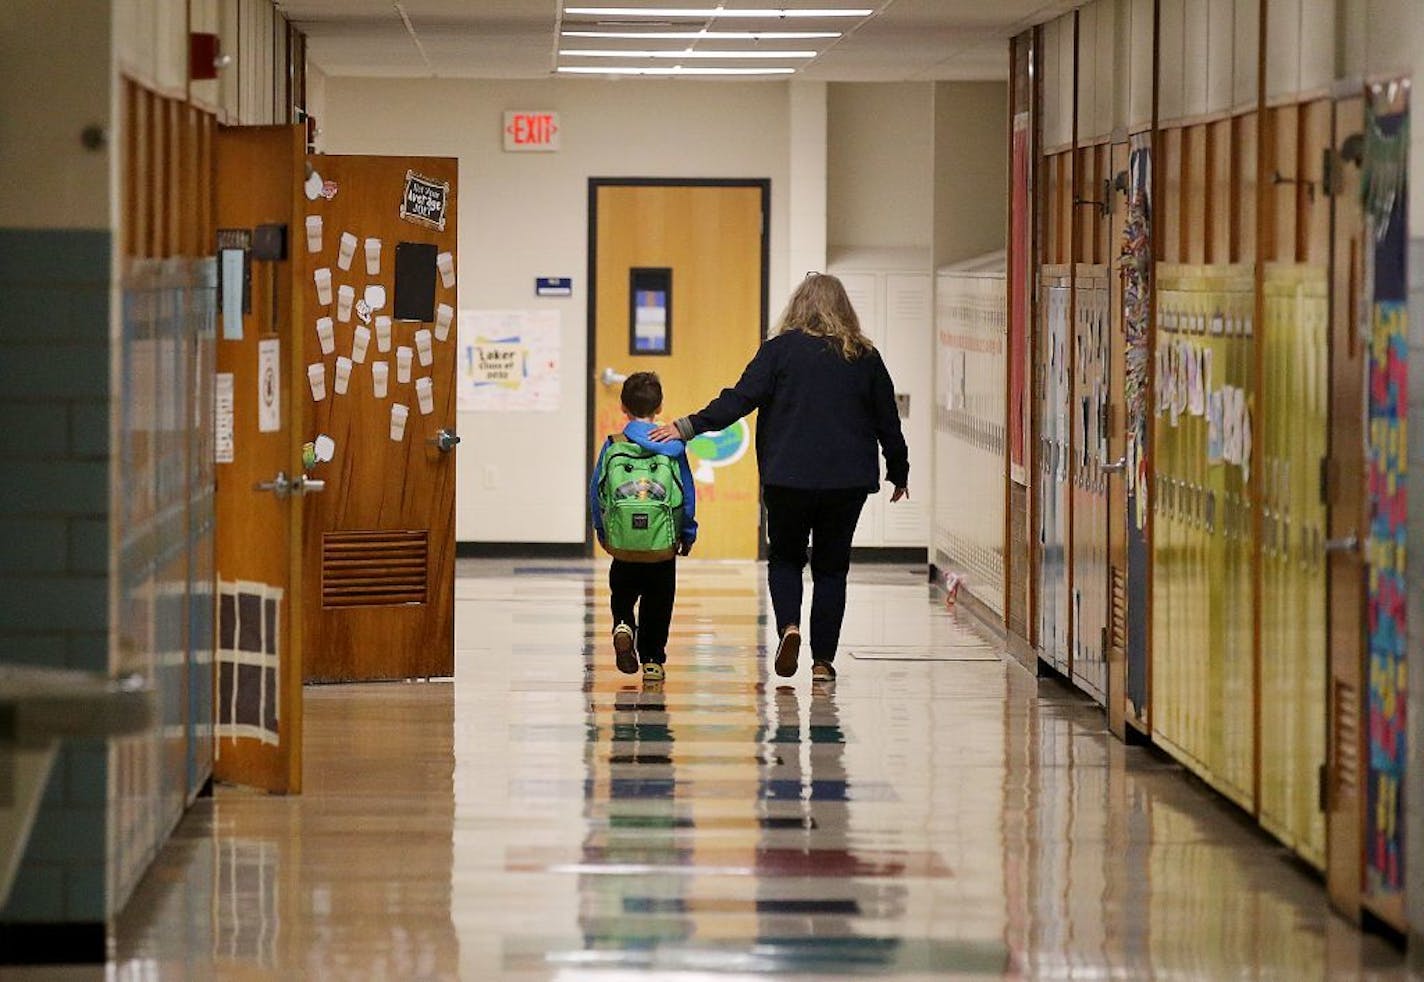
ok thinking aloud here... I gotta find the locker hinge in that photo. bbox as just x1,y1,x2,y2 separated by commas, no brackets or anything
1318,762,1330,812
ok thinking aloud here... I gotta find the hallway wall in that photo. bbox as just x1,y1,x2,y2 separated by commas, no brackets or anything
827,83,934,252
319,77,792,545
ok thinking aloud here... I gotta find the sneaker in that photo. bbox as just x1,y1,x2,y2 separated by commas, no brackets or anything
811,660,837,683
642,662,665,682
612,623,638,674
774,625,802,678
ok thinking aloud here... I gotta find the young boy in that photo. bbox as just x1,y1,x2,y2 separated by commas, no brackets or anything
589,372,698,682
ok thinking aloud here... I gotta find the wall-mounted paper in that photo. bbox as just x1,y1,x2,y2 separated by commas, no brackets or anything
457,309,561,412
221,249,245,340
215,372,235,463
258,338,281,431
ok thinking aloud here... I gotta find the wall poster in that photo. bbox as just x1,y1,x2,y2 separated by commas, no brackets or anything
1363,80,1409,902
457,309,561,412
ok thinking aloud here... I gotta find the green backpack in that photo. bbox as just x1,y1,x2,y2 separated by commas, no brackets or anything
597,435,684,562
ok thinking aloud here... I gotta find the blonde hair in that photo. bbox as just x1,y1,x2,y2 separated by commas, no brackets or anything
774,272,874,360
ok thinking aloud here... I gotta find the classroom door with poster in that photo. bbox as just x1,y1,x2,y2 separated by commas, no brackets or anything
213,124,307,793
590,180,768,560
299,154,459,682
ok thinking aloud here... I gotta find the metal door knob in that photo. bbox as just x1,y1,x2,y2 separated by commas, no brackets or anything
298,477,326,494
600,367,628,387
254,471,293,498
1101,456,1127,473
428,428,461,453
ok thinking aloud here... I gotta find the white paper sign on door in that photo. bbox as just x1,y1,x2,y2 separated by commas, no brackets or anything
258,338,281,433
215,372,235,464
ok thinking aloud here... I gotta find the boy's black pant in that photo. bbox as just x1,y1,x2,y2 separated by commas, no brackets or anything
763,484,869,664
609,558,676,665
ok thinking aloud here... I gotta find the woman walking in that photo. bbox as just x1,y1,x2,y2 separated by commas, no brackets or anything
651,273,908,683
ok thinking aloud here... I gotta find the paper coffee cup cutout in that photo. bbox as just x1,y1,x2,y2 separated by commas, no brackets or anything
314,434,336,463
334,356,353,395
336,284,355,323
307,363,327,401
415,377,434,415
415,329,433,367
364,285,387,311
303,170,324,201
337,232,358,271
375,315,392,352
389,403,409,442
305,215,323,253
434,303,453,342
396,346,413,383
436,251,455,289
356,299,372,325
371,360,389,398
364,238,382,276
316,317,335,355
352,325,371,364
314,268,333,306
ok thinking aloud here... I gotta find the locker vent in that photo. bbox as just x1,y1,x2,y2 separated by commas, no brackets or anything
1108,564,1127,661
322,530,428,608
1331,679,1359,802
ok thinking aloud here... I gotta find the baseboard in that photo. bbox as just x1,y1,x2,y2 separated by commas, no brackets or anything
851,546,928,564
456,541,587,559
0,921,105,964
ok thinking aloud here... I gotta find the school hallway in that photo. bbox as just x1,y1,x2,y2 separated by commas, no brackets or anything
11,559,1406,980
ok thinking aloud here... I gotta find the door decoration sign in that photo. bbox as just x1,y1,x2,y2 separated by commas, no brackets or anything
257,338,281,432
399,171,450,231
457,309,561,412
1363,79,1409,901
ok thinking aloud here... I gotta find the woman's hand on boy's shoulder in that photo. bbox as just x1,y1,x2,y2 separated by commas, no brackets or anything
649,423,680,443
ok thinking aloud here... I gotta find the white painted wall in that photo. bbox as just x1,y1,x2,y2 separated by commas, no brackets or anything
827,83,934,251
320,77,792,543
934,82,1008,267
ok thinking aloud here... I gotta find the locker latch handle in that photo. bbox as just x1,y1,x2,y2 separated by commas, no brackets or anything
1324,531,1359,555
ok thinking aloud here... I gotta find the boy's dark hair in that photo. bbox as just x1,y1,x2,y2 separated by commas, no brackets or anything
621,371,663,417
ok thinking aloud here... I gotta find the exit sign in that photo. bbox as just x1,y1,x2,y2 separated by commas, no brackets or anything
504,111,560,152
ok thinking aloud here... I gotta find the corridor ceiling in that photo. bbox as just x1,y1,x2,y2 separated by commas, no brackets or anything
283,0,1082,81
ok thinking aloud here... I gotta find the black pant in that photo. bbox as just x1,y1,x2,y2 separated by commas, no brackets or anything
609,558,676,665
763,485,868,664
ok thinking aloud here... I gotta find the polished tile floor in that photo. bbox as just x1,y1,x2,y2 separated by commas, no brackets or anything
18,559,1415,979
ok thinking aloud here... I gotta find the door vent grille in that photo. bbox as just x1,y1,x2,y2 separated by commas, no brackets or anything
322,530,428,608
1331,678,1359,800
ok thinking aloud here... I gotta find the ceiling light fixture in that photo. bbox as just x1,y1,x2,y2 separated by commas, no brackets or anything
562,30,842,39
557,65,798,75
564,7,872,18
561,48,817,58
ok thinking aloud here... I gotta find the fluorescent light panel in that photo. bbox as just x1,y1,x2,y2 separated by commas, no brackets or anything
562,48,817,58
564,7,872,17
557,65,797,75
562,30,842,39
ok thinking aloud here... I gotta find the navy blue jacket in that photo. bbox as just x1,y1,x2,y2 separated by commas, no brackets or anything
674,330,908,492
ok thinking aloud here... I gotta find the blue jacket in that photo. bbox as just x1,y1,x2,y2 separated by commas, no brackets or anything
590,419,699,549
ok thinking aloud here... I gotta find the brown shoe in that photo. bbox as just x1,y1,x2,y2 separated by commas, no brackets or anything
811,660,837,683
774,625,802,677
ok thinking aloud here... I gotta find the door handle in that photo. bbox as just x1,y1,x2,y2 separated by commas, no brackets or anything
297,477,325,494
1101,456,1127,474
428,428,461,453
254,471,294,498
1324,531,1359,554
599,367,628,387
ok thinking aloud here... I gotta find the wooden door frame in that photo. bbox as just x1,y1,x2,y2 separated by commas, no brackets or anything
584,177,772,557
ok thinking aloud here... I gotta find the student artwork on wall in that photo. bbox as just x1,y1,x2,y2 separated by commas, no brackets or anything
457,309,561,412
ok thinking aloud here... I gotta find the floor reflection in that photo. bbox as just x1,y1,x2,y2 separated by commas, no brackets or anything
10,559,1414,980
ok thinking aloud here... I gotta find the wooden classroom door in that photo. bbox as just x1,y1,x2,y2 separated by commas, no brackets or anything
213,125,308,793
299,154,459,682
590,181,768,560
1324,94,1367,921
